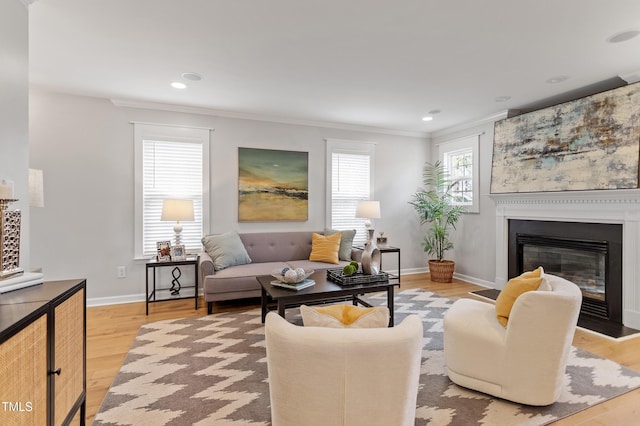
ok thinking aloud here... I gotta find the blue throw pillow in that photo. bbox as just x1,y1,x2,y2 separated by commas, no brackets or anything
324,228,356,261
201,231,252,271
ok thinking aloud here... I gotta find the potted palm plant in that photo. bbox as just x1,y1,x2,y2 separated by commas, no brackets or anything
409,160,465,282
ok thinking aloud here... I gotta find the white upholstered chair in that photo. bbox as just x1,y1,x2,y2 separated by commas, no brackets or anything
443,274,582,406
264,312,423,426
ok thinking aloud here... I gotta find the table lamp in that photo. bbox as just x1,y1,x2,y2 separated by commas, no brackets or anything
355,200,381,230
161,199,194,245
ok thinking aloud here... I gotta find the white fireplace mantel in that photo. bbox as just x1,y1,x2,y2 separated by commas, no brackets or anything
491,189,640,330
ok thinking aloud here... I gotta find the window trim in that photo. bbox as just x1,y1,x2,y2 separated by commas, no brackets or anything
437,134,480,213
134,123,211,259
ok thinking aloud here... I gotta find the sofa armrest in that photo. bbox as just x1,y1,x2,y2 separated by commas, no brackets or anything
199,251,215,283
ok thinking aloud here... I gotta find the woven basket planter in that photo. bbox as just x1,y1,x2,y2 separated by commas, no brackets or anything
428,260,455,283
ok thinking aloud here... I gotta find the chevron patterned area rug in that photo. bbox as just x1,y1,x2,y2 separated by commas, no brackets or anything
93,289,640,425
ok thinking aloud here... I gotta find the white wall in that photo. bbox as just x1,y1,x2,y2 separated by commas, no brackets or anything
0,0,30,269
29,89,430,304
431,121,498,287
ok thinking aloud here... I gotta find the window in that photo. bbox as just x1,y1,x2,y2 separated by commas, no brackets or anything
444,148,473,203
326,139,375,246
438,134,479,213
134,123,210,258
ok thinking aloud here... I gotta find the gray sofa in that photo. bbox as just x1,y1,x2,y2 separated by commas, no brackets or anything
199,231,361,314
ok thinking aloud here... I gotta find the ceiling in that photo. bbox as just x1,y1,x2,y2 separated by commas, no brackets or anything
27,0,640,136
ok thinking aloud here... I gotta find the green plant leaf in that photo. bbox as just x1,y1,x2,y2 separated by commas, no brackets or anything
409,161,465,261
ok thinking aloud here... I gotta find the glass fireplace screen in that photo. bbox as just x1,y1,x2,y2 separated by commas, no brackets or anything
522,244,606,301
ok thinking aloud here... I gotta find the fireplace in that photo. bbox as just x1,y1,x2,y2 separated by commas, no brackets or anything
508,219,622,324
492,189,640,333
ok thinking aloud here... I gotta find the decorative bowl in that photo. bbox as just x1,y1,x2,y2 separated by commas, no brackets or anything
271,268,315,284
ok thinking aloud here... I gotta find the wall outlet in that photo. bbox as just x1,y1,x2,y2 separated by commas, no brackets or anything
117,266,126,278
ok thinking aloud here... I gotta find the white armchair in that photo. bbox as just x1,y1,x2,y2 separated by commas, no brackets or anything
264,312,424,426
443,274,582,406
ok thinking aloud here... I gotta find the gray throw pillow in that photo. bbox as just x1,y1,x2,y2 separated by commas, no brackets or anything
324,228,356,261
201,231,252,271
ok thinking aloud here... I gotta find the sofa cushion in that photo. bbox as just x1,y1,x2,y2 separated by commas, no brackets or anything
309,232,342,264
495,266,544,327
300,304,389,328
202,231,252,271
203,275,261,294
324,228,356,261
239,232,316,263
211,261,289,279
203,262,289,294
287,259,350,271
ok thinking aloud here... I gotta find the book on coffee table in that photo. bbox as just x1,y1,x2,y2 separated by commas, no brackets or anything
270,279,315,291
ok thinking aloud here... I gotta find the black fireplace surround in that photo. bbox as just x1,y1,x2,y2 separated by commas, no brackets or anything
508,219,623,324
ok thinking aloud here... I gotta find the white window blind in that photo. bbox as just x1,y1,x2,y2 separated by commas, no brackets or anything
326,139,375,246
142,140,203,255
134,123,210,258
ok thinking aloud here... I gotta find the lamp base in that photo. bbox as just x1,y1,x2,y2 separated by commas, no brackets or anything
173,222,183,245
361,229,381,275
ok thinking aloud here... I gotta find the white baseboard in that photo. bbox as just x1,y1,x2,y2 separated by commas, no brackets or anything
400,268,496,289
87,293,146,307
400,267,428,275
452,272,495,289
88,290,206,308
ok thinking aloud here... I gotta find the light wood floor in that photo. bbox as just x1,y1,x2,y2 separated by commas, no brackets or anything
85,274,640,425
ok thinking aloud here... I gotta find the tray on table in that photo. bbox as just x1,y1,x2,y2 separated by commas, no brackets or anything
326,268,389,286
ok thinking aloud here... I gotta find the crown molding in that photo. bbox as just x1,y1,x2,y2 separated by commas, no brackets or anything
110,98,429,139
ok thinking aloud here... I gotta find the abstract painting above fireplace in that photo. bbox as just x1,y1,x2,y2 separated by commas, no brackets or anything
491,82,640,194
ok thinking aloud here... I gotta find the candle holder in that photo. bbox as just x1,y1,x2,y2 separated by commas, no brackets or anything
0,198,24,279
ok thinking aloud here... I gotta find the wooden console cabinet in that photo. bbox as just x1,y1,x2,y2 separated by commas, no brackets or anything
0,279,86,425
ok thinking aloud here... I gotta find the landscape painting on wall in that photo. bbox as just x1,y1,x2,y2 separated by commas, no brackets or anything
238,148,308,221
491,82,640,194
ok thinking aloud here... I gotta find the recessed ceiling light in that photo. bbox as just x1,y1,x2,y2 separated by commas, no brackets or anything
171,82,187,89
181,72,203,81
607,30,640,43
495,96,511,102
546,76,569,84
422,116,434,122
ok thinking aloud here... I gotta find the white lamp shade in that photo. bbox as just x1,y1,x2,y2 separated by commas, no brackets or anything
161,199,194,222
355,200,381,219
29,169,44,208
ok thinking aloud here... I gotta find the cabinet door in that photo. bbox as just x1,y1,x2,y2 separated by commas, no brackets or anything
0,315,48,425
53,289,85,425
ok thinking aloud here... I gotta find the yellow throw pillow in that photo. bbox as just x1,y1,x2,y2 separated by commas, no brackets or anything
300,304,390,328
309,232,342,264
495,266,544,327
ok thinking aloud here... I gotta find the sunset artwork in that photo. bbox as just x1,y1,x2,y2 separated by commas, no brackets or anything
238,148,309,221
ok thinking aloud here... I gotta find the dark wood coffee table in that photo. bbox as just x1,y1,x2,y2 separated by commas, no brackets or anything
258,270,399,326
